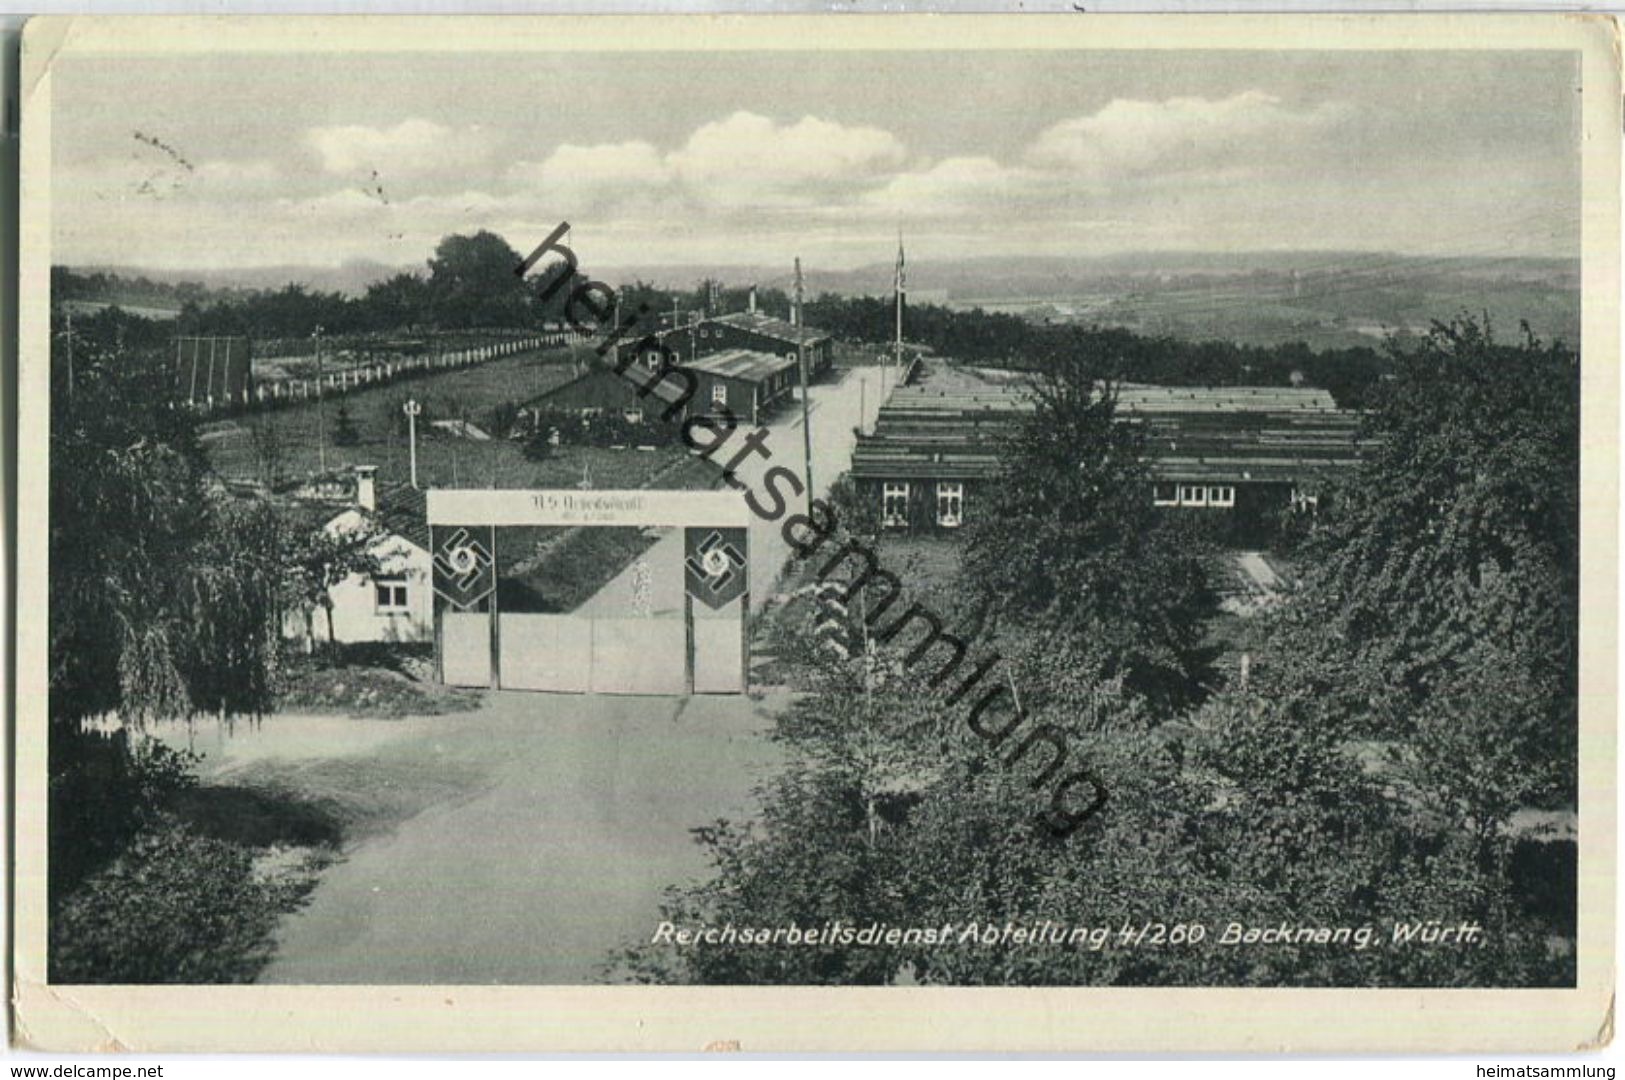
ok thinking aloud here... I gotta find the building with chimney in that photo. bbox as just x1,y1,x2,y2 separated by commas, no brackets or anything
698,311,834,380
288,465,434,644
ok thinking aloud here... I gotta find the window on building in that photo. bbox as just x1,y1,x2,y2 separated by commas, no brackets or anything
1179,485,1206,507
643,351,662,372
374,577,409,613
1153,482,1179,506
622,408,644,424
711,383,728,407
937,482,964,527
882,482,910,528
1208,486,1235,507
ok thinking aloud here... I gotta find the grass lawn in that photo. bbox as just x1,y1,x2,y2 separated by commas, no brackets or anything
751,529,974,689
207,350,724,496
207,344,594,489
277,643,486,718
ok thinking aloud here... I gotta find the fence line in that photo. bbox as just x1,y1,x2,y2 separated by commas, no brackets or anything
190,329,591,417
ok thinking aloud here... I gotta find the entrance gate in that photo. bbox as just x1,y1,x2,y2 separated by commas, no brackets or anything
427,489,751,695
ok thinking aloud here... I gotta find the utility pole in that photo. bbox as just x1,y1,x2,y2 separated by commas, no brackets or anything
314,325,327,473
404,398,422,489
671,295,684,361
795,257,814,515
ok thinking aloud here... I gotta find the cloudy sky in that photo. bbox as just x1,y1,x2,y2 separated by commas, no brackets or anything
51,49,1581,275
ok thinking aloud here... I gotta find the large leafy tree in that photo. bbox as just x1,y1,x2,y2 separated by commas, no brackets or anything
1275,317,1579,800
49,335,294,920
427,231,538,329
359,271,433,333
50,339,287,727
963,333,1216,709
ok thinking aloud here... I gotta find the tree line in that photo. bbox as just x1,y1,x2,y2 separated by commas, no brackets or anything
61,232,1404,407
55,233,797,355
803,293,1401,408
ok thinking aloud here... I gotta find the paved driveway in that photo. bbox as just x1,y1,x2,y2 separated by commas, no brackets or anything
255,689,783,984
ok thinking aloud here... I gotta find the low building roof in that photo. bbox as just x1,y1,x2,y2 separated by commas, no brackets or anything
685,348,798,384
538,359,691,409
851,380,1367,486
372,481,430,550
707,311,831,347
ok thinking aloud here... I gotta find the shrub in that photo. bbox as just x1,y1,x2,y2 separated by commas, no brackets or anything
49,728,199,899
332,402,361,446
49,820,309,983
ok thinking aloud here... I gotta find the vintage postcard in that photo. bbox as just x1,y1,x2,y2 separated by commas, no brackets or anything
11,12,1619,1054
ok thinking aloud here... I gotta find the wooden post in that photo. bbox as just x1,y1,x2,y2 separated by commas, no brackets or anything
488,528,501,689
206,338,218,404
433,609,444,686
684,591,695,695
740,589,750,694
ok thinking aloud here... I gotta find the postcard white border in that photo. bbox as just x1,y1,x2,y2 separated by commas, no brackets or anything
12,12,1619,1054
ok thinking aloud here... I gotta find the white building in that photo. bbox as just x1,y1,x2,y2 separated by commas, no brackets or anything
294,466,434,645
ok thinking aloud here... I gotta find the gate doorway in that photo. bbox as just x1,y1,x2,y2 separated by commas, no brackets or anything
427,490,750,696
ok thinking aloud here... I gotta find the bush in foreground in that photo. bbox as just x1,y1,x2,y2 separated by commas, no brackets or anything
49,820,313,984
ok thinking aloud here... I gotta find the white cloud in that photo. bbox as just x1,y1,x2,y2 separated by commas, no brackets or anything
861,155,1051,219
307,118,496,180
511,112,911,214
279,188,386,220
508,141,674,213
668,111,907,204
1025,91,1343,179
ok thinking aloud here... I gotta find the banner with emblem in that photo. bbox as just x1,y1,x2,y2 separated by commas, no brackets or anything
431,525,497,609
683,527,748,610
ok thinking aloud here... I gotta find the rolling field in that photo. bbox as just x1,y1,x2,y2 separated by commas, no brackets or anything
950,273,1581,352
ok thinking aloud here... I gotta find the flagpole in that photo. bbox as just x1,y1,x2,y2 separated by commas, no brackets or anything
893,232,905,394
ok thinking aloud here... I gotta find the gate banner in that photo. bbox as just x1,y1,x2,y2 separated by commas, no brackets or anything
431,525,496,609
684,527,748,610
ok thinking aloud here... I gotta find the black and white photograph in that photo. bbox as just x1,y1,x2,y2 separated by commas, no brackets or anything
12,12,1618,1054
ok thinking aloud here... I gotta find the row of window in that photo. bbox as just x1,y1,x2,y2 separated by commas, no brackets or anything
1153,483,1235,509
375,577,410,613
882,481,963,528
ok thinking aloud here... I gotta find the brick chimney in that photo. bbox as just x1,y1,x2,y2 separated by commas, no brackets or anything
748,285,757,314
354,465,377,512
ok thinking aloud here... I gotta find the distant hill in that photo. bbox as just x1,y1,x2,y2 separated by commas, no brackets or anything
63,249,1580,352
598,251,1579,299
65,259,417,299
599,251,1581,351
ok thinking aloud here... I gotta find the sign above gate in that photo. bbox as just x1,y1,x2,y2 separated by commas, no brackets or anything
427,489,751,528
